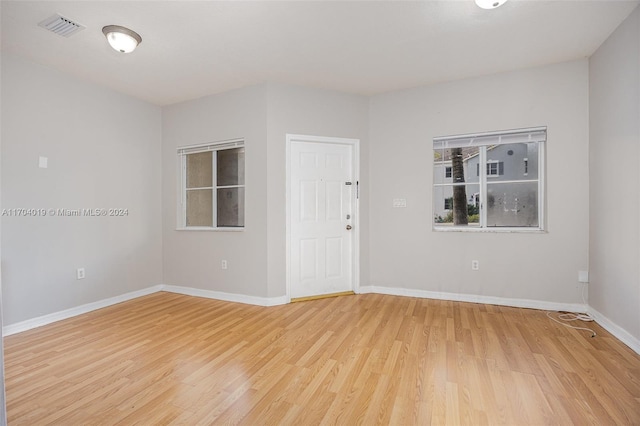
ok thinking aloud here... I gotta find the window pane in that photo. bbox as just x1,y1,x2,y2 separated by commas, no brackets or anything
434,147,479,185
434,184,480,227
186,189,213,226
217,148,245,186
433,129,544,231
486,182,538,227
486,143,538,181
186,151,213,189
217,187,245,227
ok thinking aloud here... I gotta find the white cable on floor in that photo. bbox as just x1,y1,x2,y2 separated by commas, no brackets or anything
546,282,596,337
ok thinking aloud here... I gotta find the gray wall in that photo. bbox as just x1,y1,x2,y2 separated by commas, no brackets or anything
0,54,6,423
589,7,640,343
265,83,369,298
1,53,163,325
161,83,369,299
162,85,269,297
368,60,590,303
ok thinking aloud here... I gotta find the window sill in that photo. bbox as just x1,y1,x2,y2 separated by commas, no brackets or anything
433,226,545,233
176,227,245,232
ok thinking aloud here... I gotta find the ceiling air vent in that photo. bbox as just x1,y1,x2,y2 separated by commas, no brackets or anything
38,14,85,37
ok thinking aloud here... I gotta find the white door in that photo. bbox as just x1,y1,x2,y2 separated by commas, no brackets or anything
288,136,357,299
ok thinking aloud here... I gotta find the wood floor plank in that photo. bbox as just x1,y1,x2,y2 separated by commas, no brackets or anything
4,291,640,424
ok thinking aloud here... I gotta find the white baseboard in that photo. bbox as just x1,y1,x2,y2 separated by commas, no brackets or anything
358,285,640,355
3,285,163,336
357,285,586,313
587,307,640,355
160,285,288,307
2,284,288,336
6,283,637,357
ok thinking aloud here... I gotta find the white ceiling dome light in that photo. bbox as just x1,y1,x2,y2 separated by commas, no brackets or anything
102,25,142,53
475,0,508,10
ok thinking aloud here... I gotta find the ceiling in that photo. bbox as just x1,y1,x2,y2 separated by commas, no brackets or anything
2,1,638,106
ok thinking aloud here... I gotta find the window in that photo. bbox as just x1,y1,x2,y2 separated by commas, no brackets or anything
487,161,503,176
178,139,245,229
444,197,453,210
477,161,504,176
433,127,545,230
445,166,452,178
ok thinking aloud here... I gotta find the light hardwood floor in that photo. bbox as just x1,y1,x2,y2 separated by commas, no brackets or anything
5,292,640,425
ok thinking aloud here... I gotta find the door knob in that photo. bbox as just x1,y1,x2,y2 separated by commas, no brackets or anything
346,225,352,230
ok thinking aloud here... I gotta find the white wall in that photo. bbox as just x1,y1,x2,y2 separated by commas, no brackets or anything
265,83,369,298
368,60,590,305
589,7,640,346
1,53,163,325
161,85,270,298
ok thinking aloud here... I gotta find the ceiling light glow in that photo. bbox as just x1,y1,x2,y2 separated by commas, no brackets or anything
475,0,508,9
102,25,142,53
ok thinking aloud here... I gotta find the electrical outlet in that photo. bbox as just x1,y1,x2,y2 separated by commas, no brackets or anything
76,268,85,280
221,260,228,270
471,260,479,271
578,271,589,283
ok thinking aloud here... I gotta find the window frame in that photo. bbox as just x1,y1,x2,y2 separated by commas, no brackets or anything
433,127,546,233
486,160,501,177
444,197,453,210
176,138,245,231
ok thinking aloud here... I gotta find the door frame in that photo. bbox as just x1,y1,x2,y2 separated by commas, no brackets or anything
285,134,360,303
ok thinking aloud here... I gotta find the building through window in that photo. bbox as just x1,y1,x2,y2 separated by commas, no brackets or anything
433,127,546,230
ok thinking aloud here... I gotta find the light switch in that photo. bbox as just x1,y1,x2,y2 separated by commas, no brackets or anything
393,198,407,208
38,156,48,168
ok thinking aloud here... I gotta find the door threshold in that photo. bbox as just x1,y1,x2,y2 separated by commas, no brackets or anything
291,291,355,303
